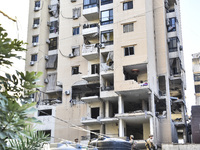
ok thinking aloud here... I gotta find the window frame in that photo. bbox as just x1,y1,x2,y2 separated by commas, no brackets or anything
31,54,38,61
33,18,40,25
49,37,58,50
168,37,179,52
194,74,200,82
168,17,176,32
91,64,99,74
32,35,39,43
49,21,59,33
101,30,113,45
83,0,98,9
123,23,134,33
101,9,113,25
101,0,113,5
72,66,79,75
195,85,200,93
124,46,134,56
35,1,40,8
73,27,80,35
123,1,133,11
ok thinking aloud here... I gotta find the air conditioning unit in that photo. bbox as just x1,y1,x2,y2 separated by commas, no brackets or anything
166,19,170,26
45,55,49,60
33,42,38,47
65,90,70,95
46,39,50,44
48,5,52,10
73,14,78,19
30,61,35,66
71,0,76,2
47,21,51,27
100,43,105,49
44,78,49,84
32,24,38,29
34,7,40,11
69,53,74,58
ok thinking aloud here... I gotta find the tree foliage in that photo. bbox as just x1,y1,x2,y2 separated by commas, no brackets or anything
0,24,47,149
9,126,50,150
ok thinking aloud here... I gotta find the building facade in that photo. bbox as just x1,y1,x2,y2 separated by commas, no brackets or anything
192,53,200,105
25,0,187,146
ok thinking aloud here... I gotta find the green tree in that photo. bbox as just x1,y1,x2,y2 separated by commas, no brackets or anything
0,25,48,149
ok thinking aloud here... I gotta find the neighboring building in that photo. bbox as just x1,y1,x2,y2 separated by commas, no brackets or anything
192,52,200,105
25,0,187,147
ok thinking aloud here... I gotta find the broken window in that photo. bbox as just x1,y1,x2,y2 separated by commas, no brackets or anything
72,66,79,75
101,30,113,45
123,23,134,33
91,64,99,74
101,52,114,71
194,74,200,82
49,21,59,33
33,18,39,25
83,0,98,9
123,1,133,10
101,75,114,91
158,76,166,96
101,9,113,25
169,58,181,76
73,27,80,35
49,4,59,18
90,130,99,139
91,107,99,119
195,85,200,93
31,54,37,61
49,37,58,50
123,67,138,81
72,46,80,56
73,7,81,19
124,46,134,56
101,0,113,5
37,130,51,137
32,35,39,43
46,73,57,91
127,124,143,140
168,17,176,32
46,54,57,69
38,109,52,116
168,37,179,52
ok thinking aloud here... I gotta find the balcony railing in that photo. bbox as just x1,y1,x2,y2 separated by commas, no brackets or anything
82,44,99,60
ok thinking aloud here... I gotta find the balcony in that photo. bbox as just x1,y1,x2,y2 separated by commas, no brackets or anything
82,73,99,82
83,3,99,21
115,111,153,124
81,117,100,125
72,82,100,103
82,23,99,38
82,44,99,60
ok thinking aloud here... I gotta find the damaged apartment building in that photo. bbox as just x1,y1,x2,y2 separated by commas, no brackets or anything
25,0,187,146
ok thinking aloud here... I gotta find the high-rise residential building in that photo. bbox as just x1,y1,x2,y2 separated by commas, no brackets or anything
25,0,187,147
192,53,200,105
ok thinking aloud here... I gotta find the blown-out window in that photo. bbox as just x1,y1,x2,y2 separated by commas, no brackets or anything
101,30,113,45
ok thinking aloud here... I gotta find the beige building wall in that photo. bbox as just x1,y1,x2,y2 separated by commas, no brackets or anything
26,0,187,146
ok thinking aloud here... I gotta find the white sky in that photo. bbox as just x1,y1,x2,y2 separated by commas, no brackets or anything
0,0,199,115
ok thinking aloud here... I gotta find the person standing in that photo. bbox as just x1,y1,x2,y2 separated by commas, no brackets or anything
129,135,136,150
145,135,155,150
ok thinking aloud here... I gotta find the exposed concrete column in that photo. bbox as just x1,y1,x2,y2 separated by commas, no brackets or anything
119,119,125,137
118,95,124,114
142,99,147,111
149,117,154,135
105,101,110,118
101,124,105,135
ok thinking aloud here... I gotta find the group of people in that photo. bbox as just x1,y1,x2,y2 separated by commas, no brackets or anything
129,134,155,150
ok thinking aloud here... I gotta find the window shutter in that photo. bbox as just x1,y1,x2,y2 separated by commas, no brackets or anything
46,55,57,69
46,73,57,91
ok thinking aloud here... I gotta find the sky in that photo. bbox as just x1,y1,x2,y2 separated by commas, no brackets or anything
0,0,200,114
